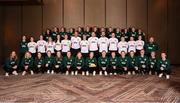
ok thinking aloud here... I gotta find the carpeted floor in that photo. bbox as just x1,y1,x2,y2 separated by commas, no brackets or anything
0,66,179,102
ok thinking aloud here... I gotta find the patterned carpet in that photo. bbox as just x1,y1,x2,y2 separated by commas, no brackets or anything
0,66,180,103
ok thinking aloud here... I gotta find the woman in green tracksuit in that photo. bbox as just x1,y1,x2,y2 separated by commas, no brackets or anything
21,52,34,76
98,51,109,76
74,52,85,75
54,51,64,74
34,52,45,73
64,51,74,75
4,51,19,76
136,49,149,75
119,51,129,74
157,52,171,79
109,52,119,75
128,51,138,75
148,51,157,75
44,51,55,74
86,52,97,76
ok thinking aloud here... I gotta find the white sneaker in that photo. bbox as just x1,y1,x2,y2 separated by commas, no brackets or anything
30,70,34,75
132,71,135,75
104,71,108,76
5,73,9,77
149,71,152,75
66,71,69,75
75,71,78,75
109,73,113,75
128,71,131,75
82,71,85,76
47,70,50,74
51,70,54,74
86,71,89,76
22,71,26,76
93,71,96,76
12,71,18,75
159,73,163,78
166,75,170,79
99,71,102,76
71,71,74,75
114,73,117,75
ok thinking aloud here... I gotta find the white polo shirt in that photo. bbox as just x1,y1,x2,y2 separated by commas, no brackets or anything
71,36,81,49
61,39,71,52
28,42,37,53
98,37,109,52
118,41,128,53
80,40,89,53
37,40,46,53
109,37,118,51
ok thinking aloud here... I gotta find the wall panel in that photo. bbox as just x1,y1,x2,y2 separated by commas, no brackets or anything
64,0,84,28
22,5,42,39
85,0,105,27
106,0,126,28
127,0,147,33
3,6,21,58
148,0,168,56
43,0,63,30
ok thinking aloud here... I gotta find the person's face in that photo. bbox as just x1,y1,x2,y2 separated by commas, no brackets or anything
130,37,134,41
56,52,61,58
132,28,135,32
138,29,142,33
161,53,166,59
101,32,105,37
47,52,51,57
121,37,125,41
64,35,68,39
102,52,106,57
22,36,26,41
138,36,142,40
40,35,43,40
124,29,127,32
78,27,81,32
57,35,60,40
151,52,156,57
111,52,116,57
30,37,34,42
149,37,154,43
48,37,52,42
70,28,73,32
140,50,145,56
61,28,64,32
116,28,120,32
112,33,115,38
67,52,71,57
109,28,112,32
47,29,50,34
77,53,82,58
91,32,95,37
83,35,86,40
86,26,90,31
121,52,126,57
26,52,31,58
130,51,134,57
74,32,78,37
11,51,16,58
37,53,42,58
54,27,58,32
90,52,94,58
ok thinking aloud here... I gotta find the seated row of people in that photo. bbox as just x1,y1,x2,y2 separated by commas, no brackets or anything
44,26,145,41
20,32,158,60
4,50,171,79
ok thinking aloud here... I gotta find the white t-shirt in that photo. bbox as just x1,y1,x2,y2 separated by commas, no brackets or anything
98,37,109,52
46,42,55,53
80,40,89,53
118,41,128,53
71,36,81,49
109,38,118,51
88,37,98,51
37,40,47,53
136,40,144,50
55,40,61,51
28,42,37,53
128,41,136,52
61,40,71,52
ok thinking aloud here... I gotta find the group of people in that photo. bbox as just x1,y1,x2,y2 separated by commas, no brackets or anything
4,26,171,79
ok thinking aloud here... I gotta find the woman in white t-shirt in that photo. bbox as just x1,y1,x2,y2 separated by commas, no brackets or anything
46,37,55,55
55,35,61,52
136,35,145,55
28,36,37,59
109,33,118,54
80,34,89,57
61,34,71,57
